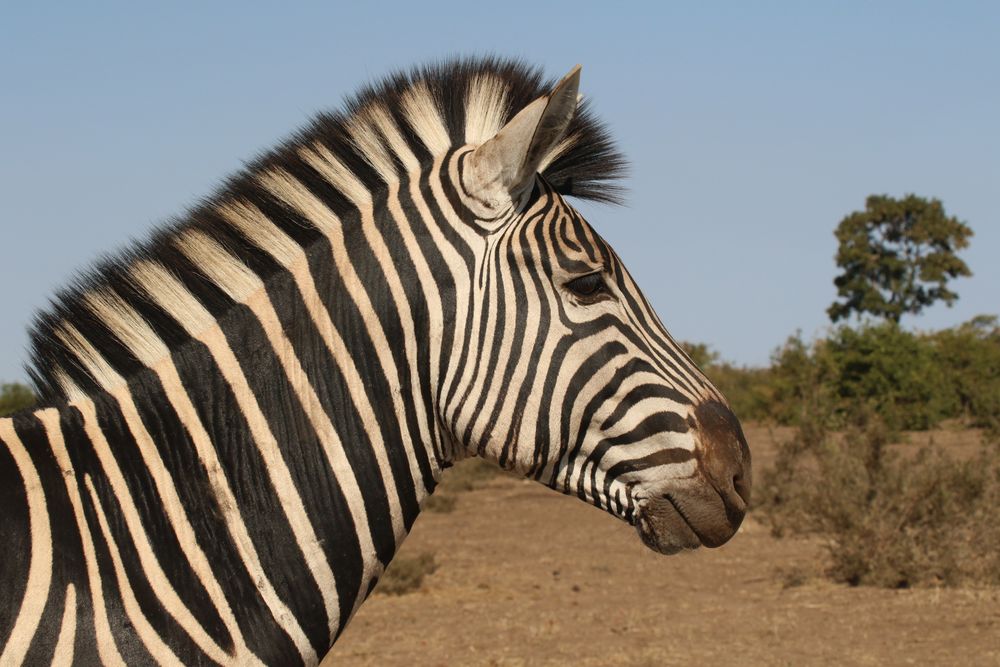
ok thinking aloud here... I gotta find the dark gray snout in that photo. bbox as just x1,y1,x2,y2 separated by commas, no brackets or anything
691,400,752,546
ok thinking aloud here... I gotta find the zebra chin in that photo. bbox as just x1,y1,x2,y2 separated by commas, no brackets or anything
633,485,746,555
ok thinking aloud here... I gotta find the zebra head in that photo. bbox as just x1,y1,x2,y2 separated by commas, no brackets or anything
445,66,751,554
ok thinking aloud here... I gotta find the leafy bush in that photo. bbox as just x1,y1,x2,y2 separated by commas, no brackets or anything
758,408,1000,587
703,362,774,423
686,315,1000,433
0,383,35,417
767,333,838,425
823,322,955,430
421,457,514,514
928,315,1000,432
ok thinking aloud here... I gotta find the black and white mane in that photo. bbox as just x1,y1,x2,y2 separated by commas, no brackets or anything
26,57,626,401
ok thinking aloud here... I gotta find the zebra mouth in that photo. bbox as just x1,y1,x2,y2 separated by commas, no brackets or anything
634,494,703,555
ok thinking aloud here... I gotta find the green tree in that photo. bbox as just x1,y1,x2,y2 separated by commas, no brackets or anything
828,194,972,323
0,382,36,417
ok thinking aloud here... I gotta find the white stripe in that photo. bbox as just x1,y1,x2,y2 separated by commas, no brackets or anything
51,584,77,667
130,261,320,664
464,73,509,145
55,322,125,392
36,408,127,667
427,152,489,431
384,181,446,459
131,261,216,333
75,396,247,664
0,418,53,666
82,474,184,666
156,359,311,663
294,151,435,495
400,81,450,155
345,106,398,181
364,105,420,173
54,369,86,402
260,169,416,539
465,222,546,463
175,231,343,631
84,290,169,365
536,135,575,173
86,287,261,664
385,151,471,462
175,230,261,302
299,143,374,206
218,200,388,602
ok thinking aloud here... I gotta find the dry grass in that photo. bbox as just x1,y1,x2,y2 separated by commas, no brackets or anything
327,429,1000,665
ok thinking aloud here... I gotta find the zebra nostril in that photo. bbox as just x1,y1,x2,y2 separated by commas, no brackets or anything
693,399,752,519
731,475,749,510
733,472,749,501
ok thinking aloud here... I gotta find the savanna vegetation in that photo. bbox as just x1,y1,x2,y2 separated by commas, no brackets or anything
689,315,1000,434
0,382,35,417
686,194,999,588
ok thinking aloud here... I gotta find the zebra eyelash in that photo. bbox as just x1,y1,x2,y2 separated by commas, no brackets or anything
565,271,610,304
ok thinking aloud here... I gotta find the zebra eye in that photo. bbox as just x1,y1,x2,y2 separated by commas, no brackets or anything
566,272,607,301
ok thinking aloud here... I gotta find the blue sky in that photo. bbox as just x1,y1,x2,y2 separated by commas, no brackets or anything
1,2,997,383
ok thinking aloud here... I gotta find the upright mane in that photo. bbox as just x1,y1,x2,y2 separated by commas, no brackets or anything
25,56,627,401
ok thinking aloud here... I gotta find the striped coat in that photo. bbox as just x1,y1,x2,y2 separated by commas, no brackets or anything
1,58,750,665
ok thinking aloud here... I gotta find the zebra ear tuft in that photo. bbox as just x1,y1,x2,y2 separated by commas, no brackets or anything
466,65,581,208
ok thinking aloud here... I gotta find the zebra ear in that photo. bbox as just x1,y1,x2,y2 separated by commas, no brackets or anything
466,65,581,208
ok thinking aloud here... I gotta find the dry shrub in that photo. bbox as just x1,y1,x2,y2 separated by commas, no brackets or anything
759,408,1000,587
438,456,506,493
422,457,517,515
422,493,457,514
375,552,438,596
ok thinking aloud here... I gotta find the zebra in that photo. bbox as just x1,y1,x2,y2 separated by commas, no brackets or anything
0,57,751,665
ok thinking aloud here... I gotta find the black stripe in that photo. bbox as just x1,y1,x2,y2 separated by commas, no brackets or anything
600,383,692,432
171,340,308,664
262,268,368,626
126,370,243,656
378,177,442,480
589,411,692,510
82,393,213,663
198,303,330,655
96,386,227,662
52,405,156,665
543,340,628,484
305,238,405,567
0,420,33,650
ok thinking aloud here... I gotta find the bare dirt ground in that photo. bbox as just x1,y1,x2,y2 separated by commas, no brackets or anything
325,425,1000,666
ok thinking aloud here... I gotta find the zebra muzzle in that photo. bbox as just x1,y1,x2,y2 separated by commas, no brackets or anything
635,400,751,554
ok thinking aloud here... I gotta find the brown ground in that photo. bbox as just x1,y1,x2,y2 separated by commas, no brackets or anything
324,425,1000,666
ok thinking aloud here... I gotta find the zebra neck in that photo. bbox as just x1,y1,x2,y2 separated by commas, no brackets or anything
0,254,445,663
115,251,445,654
